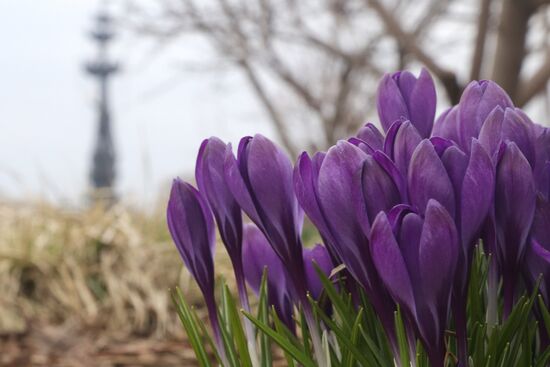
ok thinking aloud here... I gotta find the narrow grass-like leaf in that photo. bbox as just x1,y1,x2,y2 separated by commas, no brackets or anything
257,269,272,367
244,311,316,367
308,295,376,366
219,282,240,367
223,285,253,367
172,288,212,367
394,306,410,367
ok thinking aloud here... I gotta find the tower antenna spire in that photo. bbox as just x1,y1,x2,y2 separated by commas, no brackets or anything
84,8,120,204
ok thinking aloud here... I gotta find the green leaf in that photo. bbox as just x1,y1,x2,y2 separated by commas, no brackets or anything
219,281,241,367
309,295,377,366
244,310,316,367
394,305,411,367
223,284,253,367
257,269,272,367
172,287,212,367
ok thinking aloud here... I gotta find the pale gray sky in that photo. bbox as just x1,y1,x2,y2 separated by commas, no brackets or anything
1,0,547,207
0,0,273,205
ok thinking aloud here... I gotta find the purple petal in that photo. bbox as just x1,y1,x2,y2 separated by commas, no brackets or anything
459,140,495,247
408,140,455,217
478,106,505,161
495,142,536,270
458,80,513,150
303,244,334,300
167,179,216,294
392,121,423,176
377,74,409,133
370,212,416,315
419,200,459,300
235,135,304,267
534,128,550,198
533,197,550,247
407,68,436,138
397,212,424,296
224,143,263,229
441,145,468,198
416,199,458,353
242,224,295,330
356,155,402,232
432,106,460,143
317,141,371,286
430,137,454,157
356,123,385,151
294,152,330,237
501,108,536,167
246,135,303,239
196,137,243,260
242,224,286,294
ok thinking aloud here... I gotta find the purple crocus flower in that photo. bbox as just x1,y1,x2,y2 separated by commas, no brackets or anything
242,224,295,331
494,142,536,316
196,137,245,287
166,179,227,362
224,134,327,366
196,137,258,364
370,200,459,367
223,134,305,295
432,80,513,154
295,140,400,352
294,149,363,305
439,139,494,363
377,68,436,138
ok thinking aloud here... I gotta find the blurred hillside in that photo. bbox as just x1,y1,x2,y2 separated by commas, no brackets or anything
0,201,237,366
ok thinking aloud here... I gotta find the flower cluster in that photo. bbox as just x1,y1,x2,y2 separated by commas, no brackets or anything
167,69,550,367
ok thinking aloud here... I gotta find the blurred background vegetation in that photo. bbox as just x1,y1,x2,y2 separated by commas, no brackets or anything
2,0,550,365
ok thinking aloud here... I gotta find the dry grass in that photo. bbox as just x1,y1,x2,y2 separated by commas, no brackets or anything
0,200,237,365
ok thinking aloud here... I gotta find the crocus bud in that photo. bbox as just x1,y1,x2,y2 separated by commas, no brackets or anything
457,80,513,150
370,200,459,367
224,134,306,297
495,142,536,316
440,139,495,248
315,141,371,288
242,224,295,331
167,179,215,297
197,137,259,363
196,137,243,264
377,68,436,138
167,179,226,359
313,140,398,349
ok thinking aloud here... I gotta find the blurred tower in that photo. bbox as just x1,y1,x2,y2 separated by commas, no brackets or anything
84,11,119,204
